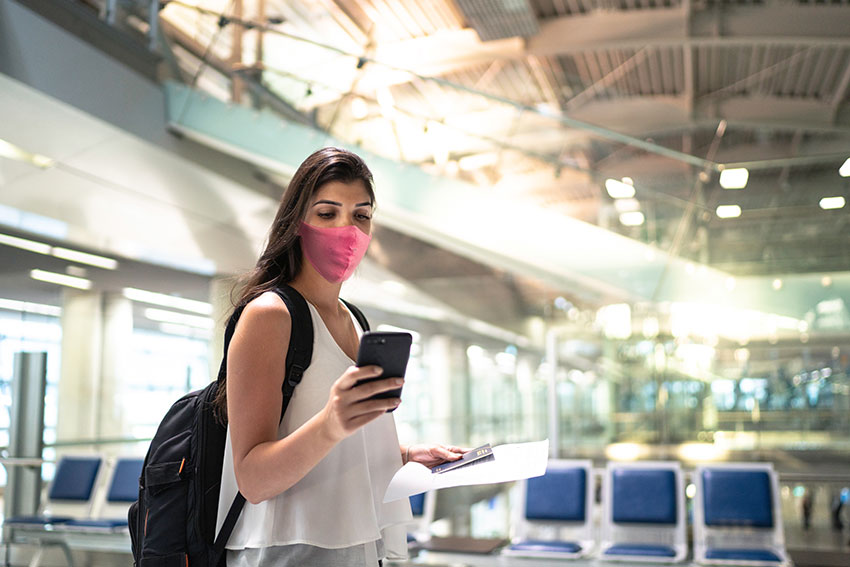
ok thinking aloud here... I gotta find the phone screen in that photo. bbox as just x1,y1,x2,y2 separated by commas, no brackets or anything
355,331,412,411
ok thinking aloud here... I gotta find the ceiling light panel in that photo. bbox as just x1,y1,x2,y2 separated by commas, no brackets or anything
819,196,846,210
0,138,55,168
51,247,119,270
719,168,749,189
123,287,212,315
144,307,213,329
716,204,742,219
0,297,62,316
455,0,539,41
605,178,636,199
619,211,645,226
30,269,92,290
0,233,51,254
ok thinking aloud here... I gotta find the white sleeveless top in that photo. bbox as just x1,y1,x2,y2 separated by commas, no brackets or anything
216,300,412,557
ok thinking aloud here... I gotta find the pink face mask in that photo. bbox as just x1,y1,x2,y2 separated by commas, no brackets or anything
298,222,372,283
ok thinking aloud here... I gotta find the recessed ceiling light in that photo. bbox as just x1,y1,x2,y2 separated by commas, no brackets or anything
839,157,850,177
719,168,749,189
144,307,213,329
30,269,92,290
619,211,645,226
52,247,118,270
0,139,55,169
716,204,742,218
819,196,846,210
350,97,368,119
614,198,640,213
605,178,635,199
0,233,51,254
123,287,212,315
0,297,62,316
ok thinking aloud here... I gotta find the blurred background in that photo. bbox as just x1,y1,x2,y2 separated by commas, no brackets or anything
1,0,849,564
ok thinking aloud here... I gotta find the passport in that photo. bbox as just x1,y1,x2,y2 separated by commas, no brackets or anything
430,443,494,474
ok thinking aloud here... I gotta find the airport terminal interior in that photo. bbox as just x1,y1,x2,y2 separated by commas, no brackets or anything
0,0,849,565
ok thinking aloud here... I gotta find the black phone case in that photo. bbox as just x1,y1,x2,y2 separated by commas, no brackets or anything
356,331,412,411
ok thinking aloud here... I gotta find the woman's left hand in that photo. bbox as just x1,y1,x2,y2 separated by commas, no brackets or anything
405,444,466,467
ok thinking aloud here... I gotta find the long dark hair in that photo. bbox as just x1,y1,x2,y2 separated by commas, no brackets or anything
214,147,375,422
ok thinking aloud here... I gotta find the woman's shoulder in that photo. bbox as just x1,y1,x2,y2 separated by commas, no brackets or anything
239,291,292,332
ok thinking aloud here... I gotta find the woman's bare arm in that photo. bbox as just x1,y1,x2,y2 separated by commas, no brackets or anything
227,292,402,504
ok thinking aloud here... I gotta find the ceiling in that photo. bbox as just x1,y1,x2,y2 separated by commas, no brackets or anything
152,0,850,324
153,0,850,280
2,0,850,347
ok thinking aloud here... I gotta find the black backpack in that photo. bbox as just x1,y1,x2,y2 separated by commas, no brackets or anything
128,284,370,567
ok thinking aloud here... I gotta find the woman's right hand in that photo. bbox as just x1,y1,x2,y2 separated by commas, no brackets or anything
319,365,402,442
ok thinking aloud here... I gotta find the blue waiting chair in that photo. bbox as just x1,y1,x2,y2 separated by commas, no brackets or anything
3,455,103,528
3,455,104,566
503,460,595,559
694,463,789,566
58,457,144,532
599,461,687,562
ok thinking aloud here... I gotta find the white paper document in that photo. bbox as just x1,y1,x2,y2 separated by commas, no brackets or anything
383,439,549,502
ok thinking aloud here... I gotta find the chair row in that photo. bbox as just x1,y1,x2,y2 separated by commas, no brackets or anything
503,460,788,566
2,455,143,566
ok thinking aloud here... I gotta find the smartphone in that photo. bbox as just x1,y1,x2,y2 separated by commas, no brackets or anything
355,331,412,412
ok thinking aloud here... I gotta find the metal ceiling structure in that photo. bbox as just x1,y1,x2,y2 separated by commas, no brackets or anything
150,0,850,322
2,0,850,344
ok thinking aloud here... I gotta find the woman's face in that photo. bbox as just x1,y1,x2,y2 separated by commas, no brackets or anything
304,180,373,235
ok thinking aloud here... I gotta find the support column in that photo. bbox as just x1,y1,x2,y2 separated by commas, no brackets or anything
98,293,133,438
57,290,103,443
424,335,469,445
5,352,47,519
209,276,237,382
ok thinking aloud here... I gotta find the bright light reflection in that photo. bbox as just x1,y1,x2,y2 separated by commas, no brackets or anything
144,308,213,329
0,233,51,254
678,442,727,462
30,269,92,290
619,211,645,226
0,297,62,316
716,204,742,218
123,287,212,315
605,178,636,199
52,247,118,270
819,196,846,210
605,443,647,461
840,157,850,177
614,198,640,213
0,139,55,169
719,167,749,189
350,97,368,119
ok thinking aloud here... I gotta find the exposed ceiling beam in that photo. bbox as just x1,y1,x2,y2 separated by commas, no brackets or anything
360,4,850,92
567,95,850,138
529,5,850,56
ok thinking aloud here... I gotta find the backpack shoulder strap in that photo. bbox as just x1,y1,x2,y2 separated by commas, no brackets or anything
341,298,370,332
216,285,314,418
273,284,313,418
212,284,314,566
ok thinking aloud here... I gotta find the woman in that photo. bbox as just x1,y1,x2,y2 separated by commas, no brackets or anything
215,147,464,566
